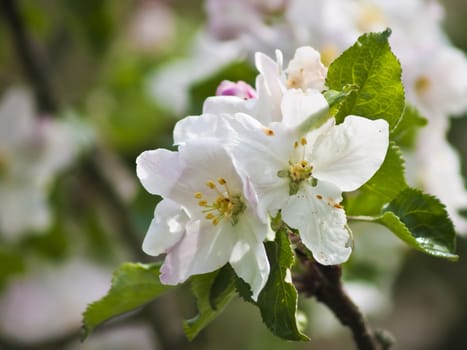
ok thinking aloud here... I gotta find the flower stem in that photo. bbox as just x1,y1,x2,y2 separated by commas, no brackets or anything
294,251,391,350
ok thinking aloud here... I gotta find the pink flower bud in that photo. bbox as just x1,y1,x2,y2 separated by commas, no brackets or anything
215,80,257,100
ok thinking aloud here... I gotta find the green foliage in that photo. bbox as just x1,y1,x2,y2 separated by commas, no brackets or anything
391,104,427,148
376,188,458,260
257,231,308,341
0,248,24,290
22,222,69,260
82,262,172,338
326,29,405,130
345,142,407,216
89,54,174,153
62,0,115,56
184,265,237,340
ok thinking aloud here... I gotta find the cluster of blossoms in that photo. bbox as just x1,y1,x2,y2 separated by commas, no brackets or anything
137,46,389,297
151,0,467,234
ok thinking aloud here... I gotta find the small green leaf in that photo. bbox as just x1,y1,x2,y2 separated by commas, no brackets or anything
376,188,458,260
345,142,407,216
391,104,427,147
184,265,237,340
257,231,308,341
326,29,405,129
82,262,171,338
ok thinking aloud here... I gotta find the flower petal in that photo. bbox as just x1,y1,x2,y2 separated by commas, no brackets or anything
173,113,236,145
142,199,188,256
159,220,236,285
202,95,255,116
229,210,270,301
225,113,292,218
136,149,182,197
311,116,389,192
280,89,329,129
281,182,351,265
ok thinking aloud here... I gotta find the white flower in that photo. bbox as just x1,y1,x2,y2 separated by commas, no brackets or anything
285,46,327,91
0,88,88,239
234,113,388,265
202,47,328,128
175,109,389,265
136,139,270,300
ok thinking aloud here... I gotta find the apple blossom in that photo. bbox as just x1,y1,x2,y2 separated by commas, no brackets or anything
136,138,270,300
0,88,90,239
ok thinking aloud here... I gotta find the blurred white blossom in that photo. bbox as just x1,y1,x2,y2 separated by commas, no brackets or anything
0,88,93,240
0,258,111,343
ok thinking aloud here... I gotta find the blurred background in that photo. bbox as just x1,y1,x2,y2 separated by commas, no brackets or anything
0,0,467,349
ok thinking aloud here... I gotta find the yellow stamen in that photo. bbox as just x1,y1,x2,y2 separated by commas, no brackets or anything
206,181,216,189
194,192,203,199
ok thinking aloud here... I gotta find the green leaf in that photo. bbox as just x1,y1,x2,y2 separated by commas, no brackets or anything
391,104,427,148
82,262,171,338
376,188,458,260
326,29,405,129
257,231,308,341
184,265,237,340
345,142,407,216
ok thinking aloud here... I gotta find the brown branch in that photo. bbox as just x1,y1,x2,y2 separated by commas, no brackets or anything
294,251,390,350
0,0,58,113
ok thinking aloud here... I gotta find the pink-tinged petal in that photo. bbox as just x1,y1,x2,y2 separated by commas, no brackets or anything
159,220,236,285
215,80,257,99
281,182,351,265
136,149,182,197
311,116,389,192
142,199,188,256
229,211,270,301
280,89,329,129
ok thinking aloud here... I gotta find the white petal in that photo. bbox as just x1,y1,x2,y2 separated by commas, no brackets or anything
142,199,188,256
136,149,182,197
281,182,351,265
202,96,255,116
229,210,270,301
226,114,291,218
280,89,329,129
159,220,236,284
311,116,389,192
173,113,236,145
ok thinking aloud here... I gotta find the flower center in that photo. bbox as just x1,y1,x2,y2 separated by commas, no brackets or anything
278,137,318,194
415,76,431,96
194,178,245,226
320,44,339,67
289,160,313,182
357,4,386,32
